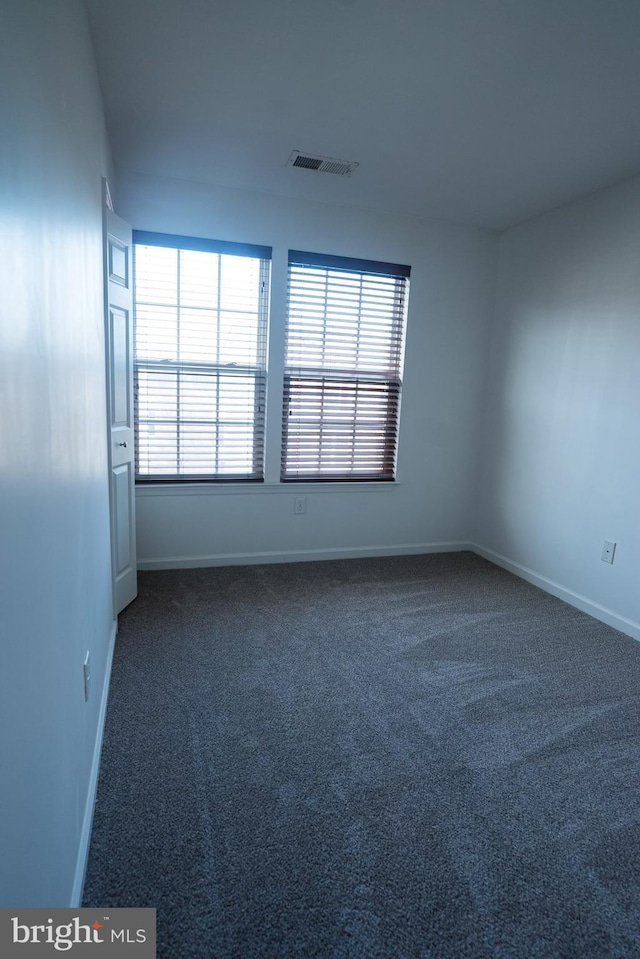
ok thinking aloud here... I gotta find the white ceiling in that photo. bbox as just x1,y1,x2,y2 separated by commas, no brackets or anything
85,0,640,230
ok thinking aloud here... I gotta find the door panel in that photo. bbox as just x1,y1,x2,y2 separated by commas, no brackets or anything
113,463,133,574
108,236,128,286
109,306,130,428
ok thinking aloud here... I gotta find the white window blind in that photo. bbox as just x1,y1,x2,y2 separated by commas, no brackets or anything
133,232,271,482
282,250,410,482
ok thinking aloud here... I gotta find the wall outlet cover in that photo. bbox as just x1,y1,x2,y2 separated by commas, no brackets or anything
601,540,616,564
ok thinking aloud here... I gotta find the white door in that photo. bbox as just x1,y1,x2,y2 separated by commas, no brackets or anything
104,195,137,614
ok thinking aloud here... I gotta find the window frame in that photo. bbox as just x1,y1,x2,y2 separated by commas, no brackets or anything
281,250,410,484
132,230,271,484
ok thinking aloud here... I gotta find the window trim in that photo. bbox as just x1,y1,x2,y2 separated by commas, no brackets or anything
288,249,411,279
133,230,272,261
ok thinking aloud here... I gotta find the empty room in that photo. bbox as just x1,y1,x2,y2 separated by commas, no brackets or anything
2,1,640,956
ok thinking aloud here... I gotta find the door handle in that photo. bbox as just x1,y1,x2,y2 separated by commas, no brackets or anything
118,441,127,448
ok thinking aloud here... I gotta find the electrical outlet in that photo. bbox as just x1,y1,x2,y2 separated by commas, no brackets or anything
601,540,616,564
294,496,307,515
83,651,91,702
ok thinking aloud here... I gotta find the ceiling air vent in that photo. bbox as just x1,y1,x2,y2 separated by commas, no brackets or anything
288,151,359,177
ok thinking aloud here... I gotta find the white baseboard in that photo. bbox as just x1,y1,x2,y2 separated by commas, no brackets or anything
137,541,473,570
471,543,640,642
70,618,118,907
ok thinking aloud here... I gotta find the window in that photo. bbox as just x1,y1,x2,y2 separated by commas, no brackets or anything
282,250,410,482
132,231,271,482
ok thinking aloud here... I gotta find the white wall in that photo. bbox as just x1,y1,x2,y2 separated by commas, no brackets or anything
476,175,640,638
0,0,114,905
117,171,498,567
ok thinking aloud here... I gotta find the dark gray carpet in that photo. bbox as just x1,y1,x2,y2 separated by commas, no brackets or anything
83,552,640,958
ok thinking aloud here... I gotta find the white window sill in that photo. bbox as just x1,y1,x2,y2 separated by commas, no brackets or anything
135,481,401,497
